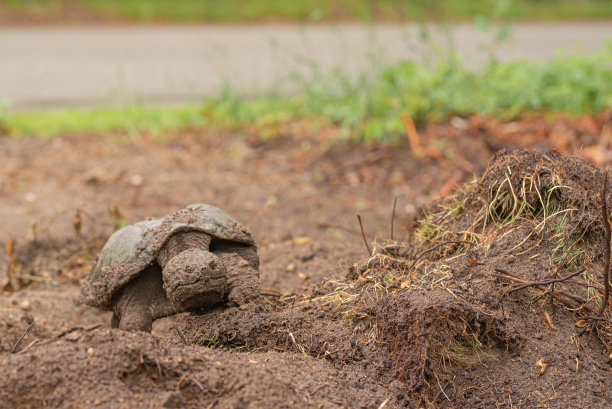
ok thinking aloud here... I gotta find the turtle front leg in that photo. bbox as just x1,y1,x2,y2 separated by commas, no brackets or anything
213,245,261,306
111,265,174,332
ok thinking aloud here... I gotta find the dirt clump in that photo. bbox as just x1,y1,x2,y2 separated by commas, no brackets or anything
377,288,509,392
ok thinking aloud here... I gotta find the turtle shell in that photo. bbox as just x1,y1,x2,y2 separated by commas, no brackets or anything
80,204,254,309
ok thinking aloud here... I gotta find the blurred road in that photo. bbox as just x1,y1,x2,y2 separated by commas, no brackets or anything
1,22,611,110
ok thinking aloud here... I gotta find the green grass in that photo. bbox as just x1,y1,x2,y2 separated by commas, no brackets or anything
1,105,206,138
3,0,612,22
3,42,612,142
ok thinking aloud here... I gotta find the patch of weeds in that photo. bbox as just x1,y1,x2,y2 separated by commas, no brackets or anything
411,264,453,290
583,269,604,309
414,193,467,252
439,333,499,369
548,210,590,270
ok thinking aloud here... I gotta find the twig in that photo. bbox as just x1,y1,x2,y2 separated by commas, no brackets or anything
10,322,34,353
189,376,206,392
579,171,612,336
434,380,451,403
288,332,307,356
494,269,590,308
409,240,473,271
390,196,398,240
261,287,282,294
584,315,612,325
261,287,285,297
18,323,103,353
377,397,391,409
506,268,586,293
356,214,372,256
54,324,102,340
309,383,328,397
15,339,39,355
176,373,188,389
554,289,590,307
261,292,282,297
597,169,611,317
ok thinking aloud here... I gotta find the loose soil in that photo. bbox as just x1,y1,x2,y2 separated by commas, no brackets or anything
2,113,612,408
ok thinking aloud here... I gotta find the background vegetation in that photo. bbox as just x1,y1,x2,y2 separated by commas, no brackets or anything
3,0,612,22
2,0,611,143
4,42,611,142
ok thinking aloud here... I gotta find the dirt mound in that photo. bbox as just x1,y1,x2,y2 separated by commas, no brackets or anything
383,149,612,405
0,327,390,409
165,149,612,407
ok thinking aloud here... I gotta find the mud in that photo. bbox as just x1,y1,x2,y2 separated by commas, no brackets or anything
0,327,389,409
3,115,612,407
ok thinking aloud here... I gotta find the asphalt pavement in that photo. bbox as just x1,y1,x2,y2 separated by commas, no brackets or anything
1,22,611,110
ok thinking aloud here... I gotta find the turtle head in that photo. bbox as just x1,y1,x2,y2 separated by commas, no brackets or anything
161,248,227,310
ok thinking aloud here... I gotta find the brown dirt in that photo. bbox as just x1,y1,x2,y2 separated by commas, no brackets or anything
2,114,612,408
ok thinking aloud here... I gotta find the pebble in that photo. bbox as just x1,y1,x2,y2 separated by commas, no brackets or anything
19,300,31,311
130,174,144,186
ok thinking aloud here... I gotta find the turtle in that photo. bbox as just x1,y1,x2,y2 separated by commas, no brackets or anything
80,204,260,332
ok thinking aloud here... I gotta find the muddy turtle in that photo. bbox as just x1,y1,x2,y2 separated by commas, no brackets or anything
80,204,260,332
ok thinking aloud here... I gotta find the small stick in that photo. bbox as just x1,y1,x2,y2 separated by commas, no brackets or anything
261,287,282,294
261,292,282,297
377,397,391,409
434,380,451,403
16,339,39,355
309,383,328,397
176,373,188,390
356,214,372,256
597,169,611,317
506,268,586,293
189,376,206,392
10,322,34,353
584,315,612,324
580,170,612,336
288,332,307,356
390,196,398,240
55,323,102,339
494,269,590,307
